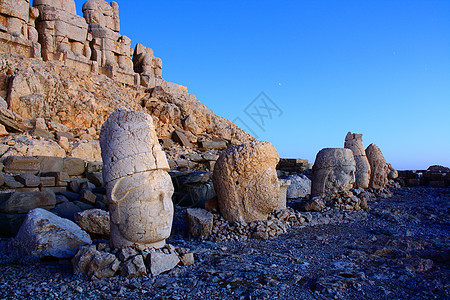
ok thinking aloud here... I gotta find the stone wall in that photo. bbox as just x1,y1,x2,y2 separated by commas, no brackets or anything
397,167,450,188
0,0,187,90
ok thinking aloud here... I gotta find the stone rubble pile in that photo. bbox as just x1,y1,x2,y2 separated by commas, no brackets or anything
72,243,194,280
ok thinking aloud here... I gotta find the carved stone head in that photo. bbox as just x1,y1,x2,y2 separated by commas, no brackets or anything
100,108,173,249
311,148,356,197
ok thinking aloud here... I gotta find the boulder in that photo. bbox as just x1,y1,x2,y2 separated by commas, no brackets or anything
14,208,92,258
213,141,280,222
70,141,101,161
285,174,311,199
74,209,110,235
344,132,371,189
186,208,213,238
311,148,356,197
145,252,180,277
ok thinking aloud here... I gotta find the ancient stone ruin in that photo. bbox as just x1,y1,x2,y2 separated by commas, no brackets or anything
311,148,356,198
0,0,185,88
365,143,390,189
99,108,173,250
344,131,371,189
212,141,280,222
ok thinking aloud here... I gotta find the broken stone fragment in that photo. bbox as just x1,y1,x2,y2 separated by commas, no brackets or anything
145,252,180,277
74,209,110,236
186,208,213,238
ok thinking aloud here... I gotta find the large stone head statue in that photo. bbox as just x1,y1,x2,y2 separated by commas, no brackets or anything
344,132,371,189
100,108,174,249
212,141,280,223
365,144,389,189
82,0,120,32
311,148,356,197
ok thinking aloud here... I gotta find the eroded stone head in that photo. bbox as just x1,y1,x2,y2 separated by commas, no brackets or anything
311,148,356,197
212,141,280,223
100,108,173,249
344,132,371,189
366,144,389,189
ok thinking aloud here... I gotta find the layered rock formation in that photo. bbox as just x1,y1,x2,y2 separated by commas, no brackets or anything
212,141,280,223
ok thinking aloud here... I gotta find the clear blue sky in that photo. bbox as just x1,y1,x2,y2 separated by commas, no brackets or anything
70,0,449,170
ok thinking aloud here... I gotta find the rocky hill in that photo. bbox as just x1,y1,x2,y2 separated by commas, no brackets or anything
0,0,254,165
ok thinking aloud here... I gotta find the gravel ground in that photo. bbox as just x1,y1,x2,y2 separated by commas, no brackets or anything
0,186,449,299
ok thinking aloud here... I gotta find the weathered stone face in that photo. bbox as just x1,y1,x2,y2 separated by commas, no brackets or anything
311,148,356,197
107,170,174,249
212,141,280,223
100,108,174,249
366,144,389,189
344,132,371,189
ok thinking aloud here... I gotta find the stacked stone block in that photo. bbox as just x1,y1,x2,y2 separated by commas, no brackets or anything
0,155,108,237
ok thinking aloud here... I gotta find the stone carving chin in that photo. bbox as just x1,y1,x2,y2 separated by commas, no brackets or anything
108,170,173,249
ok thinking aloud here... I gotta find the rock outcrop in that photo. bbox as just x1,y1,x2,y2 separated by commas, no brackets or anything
311,148,356,197
344,132,371,189
100,108,174,249
213,141,280,223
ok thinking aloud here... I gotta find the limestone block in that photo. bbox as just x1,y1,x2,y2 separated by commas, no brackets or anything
145,252,180,277
70,141,101,161
0,190,56,213
3,156,40,174
33,0,77,15
213,141,280,222
186,208,213,238
0,0,30,22
14,208,92,258
37,156,64,173
62,157,86,176
14,173,40,187
74,209,110,235
344,132,371,189
278,179,291,210
100,108,174,250
311,148,356,197
366,144,389,189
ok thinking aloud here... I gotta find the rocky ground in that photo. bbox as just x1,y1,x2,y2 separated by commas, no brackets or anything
0,186,448,299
